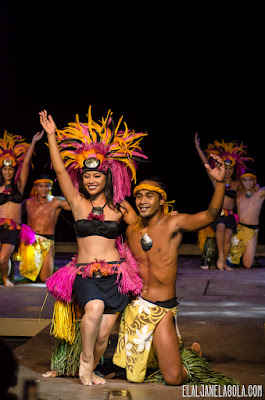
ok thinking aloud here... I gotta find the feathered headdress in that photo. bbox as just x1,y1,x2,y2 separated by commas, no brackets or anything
56,106,148,204
204,139,253,179
0,131,31,183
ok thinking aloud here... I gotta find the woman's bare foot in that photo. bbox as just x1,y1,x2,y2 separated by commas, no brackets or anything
79,352,93,386
3,277,14,287
200,265,209,270
216,257,225,270
224,264,233,271
42,370,61,378
92,372,106,385
191,342,202,357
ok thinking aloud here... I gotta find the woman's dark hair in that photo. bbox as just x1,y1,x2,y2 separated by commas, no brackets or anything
78,169,123,212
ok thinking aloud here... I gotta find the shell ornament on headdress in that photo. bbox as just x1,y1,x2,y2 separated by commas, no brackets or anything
204,139,253,179
56,106,148,204
0,131,31,183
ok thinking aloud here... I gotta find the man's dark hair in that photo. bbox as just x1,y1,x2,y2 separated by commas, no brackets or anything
35,173,52,181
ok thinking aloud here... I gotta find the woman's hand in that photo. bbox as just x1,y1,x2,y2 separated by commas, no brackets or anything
39,110,57,135
194,132,201,149
32,130,44,143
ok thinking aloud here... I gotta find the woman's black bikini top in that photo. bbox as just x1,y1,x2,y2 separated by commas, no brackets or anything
0,188,23,205
74,219,119,239
225,189,236,199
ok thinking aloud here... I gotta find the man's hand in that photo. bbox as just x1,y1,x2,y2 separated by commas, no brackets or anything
204,154,225,183
32,130,44,143
39,110,57,135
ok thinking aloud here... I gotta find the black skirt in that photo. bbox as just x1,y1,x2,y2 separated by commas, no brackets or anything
0,225,20,246
73,273,130,312
211,214,237,234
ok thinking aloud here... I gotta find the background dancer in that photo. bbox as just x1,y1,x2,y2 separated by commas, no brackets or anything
17,174,71,282
195,133,252,271
227,169,265,269
0,130,44,286
39,107,146,386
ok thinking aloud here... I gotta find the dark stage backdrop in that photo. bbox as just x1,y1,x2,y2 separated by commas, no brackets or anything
1,4,263,243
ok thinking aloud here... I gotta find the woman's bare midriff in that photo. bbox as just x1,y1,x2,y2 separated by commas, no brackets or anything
76,236,120,263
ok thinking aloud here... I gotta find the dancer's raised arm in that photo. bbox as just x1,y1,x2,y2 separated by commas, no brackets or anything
18,130,44,193
39,110,78,207
195,133,216,187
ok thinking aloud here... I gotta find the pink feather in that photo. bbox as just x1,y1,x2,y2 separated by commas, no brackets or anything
46,256,78,302
19,224,36,245
115,237,143,295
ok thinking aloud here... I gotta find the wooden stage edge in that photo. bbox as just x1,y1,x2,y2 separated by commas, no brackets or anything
55,242,265,256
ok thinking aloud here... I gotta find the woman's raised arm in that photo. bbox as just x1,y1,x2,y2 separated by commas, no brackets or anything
195,133,216,188
18,130,44,193
39,110,79,207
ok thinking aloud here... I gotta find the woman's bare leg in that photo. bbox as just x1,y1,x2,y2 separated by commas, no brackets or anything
92,312,119,384
79,300,105,386
223,228,233,271
0,243,15,286
215,223,225,270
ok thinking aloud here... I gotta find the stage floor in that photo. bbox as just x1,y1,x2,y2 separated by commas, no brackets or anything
1,254,265,399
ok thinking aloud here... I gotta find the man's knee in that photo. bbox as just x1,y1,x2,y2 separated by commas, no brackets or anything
242,260,252,268
163,369,184,386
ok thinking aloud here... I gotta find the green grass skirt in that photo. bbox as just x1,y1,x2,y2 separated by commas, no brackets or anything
51,322,240,385
51,320,82,377
145,347,241,385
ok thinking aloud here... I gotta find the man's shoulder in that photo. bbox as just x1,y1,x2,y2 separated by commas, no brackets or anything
126,223,137,235
25,197,35,206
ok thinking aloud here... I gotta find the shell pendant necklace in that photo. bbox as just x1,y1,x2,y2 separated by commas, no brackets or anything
90,199,107,216
140,214,164,252
87,199,107,221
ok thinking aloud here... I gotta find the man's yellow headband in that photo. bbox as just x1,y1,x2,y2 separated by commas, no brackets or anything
240,173,256,180
133,184,167,199
133,183,175,215
34,179,53,185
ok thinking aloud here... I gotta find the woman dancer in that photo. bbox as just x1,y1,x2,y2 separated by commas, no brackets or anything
39,108,146,385
195,133,252,271
0,130,44,286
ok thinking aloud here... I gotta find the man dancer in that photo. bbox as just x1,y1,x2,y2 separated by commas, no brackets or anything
227,169,265,269
18,174,71,282
113,155,233,385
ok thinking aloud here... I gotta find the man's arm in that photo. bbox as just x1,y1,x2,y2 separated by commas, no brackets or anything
176,154,225,232
177,181,225,231
120,201,138,225
259,187,265,198
56,197,71,211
